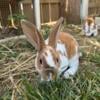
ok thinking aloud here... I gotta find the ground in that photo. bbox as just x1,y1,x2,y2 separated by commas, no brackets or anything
0,24,100,100
0,27,22,39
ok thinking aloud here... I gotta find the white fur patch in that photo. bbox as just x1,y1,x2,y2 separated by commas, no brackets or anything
45,39,48,45
45,50,56,67
56,41,67,55
56,41,69,75
58,54,69,75
63,54,79,78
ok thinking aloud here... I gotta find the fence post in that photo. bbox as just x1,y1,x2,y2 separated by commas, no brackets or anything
33,0,41,30
80,0,89,20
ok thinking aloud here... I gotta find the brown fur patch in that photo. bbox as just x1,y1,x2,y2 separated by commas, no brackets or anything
48,17,64,48
21,20,45,51
49,48,60,67
86,17,94,26
58,32,78,59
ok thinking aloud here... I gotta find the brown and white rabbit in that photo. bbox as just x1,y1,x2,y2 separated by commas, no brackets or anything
21,17,79,81
83,17,98,36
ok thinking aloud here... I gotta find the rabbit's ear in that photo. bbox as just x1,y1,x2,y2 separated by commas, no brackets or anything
21,20,45,51
48,17,64,48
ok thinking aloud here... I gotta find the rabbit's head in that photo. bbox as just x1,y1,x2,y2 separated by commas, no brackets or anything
83,17,97,36
21,18,64,81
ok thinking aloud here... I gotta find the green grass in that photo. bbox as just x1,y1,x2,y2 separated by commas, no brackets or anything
1,67,100,100
22,69,100,100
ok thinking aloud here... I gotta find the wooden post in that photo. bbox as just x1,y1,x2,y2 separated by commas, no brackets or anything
80,0,89,20
49,2,52,22
0,11,2,28
9,4,17,29
20,2,24,15
33,0,41,30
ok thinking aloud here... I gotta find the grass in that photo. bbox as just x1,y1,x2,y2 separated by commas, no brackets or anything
0,25,100,100
1,65,100,100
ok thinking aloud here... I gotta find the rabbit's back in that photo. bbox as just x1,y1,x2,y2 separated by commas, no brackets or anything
56,32,78,59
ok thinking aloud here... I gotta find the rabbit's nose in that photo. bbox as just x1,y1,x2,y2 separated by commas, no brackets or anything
46,67,55,73
45,64,55,70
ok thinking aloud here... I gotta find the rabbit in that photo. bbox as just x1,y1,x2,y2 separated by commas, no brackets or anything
21,17,79,81
82,17,98,36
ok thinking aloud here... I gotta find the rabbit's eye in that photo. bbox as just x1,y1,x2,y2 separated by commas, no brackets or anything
56,58,59,63
39,59,42,64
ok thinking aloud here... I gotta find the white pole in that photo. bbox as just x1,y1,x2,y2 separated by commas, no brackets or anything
9,4,17,29
34,0,41,30
80,0,89,20
20,2,24,15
